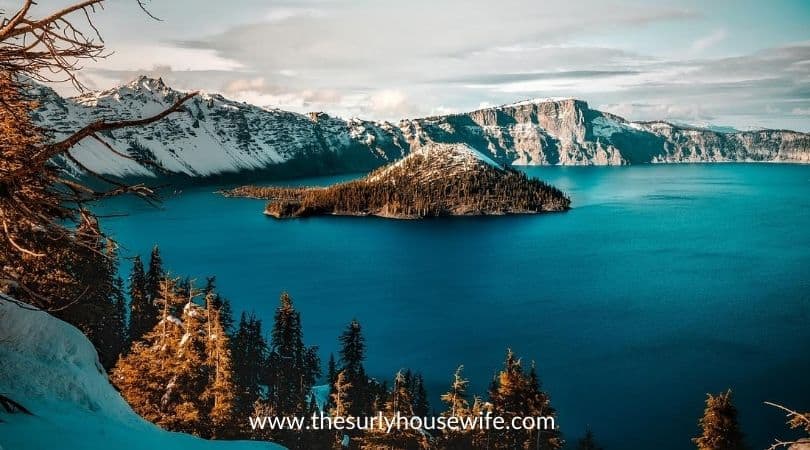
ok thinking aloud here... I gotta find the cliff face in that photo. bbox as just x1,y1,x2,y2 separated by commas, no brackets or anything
30,77,809,180
408,99,810,165
407,99,626,166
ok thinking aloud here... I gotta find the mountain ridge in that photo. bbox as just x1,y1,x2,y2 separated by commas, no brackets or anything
28,76,810,180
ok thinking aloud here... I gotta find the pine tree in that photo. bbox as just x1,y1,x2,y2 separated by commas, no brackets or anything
328,353,338,387
440,366,473,449
693,390,747,450
329,370,353,449
577,427,603,450
52,215,126,370
128,255,154,344
204,276,233,334
114,278,240,438
231,311,267,417
338,319,370,417
108,276,128,359
411,373,429,418
160,282,209,435
488,350,561,450
527,362,562,449
145,245,164,302
325,353,338,412
362,371,427,450
266,292,320,449
202,292,238,438
268,292,320,416
113,278,185,429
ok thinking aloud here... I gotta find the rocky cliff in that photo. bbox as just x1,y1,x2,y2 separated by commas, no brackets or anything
30,77,810,180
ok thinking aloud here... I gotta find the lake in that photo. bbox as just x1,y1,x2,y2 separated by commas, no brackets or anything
97,164,810,449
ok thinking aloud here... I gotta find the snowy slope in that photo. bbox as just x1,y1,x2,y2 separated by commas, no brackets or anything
0,294,282,450
30,76,410,179
367,142,503,183
29,76,810,179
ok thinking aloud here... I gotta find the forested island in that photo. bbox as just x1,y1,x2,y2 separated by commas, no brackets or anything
223,143,571,219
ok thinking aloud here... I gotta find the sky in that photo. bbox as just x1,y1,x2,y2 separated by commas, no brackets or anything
3,0,810,130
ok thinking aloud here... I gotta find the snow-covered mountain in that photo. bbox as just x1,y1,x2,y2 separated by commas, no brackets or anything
29,77,810,180
0,294,282,450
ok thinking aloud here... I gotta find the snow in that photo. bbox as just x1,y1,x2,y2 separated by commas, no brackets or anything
0,294,283,450
418,143,501,169
184,301,201,317
591,116,628,139
309,385,331,412
499,97,576,108
162,315,184,326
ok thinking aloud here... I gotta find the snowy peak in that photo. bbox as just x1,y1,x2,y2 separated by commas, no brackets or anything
127,75,169,92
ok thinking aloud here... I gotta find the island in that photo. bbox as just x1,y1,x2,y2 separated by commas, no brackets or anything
222,143,571,219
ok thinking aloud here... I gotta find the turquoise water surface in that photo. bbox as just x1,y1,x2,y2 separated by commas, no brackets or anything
97,164,810,449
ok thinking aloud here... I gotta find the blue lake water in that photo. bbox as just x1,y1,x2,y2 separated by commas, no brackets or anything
97,164,810,449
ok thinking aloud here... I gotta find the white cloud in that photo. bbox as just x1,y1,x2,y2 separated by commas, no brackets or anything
691,28,728,52
264,7,326,23
225,77,267,95
369,90,410,116
28,0,809,130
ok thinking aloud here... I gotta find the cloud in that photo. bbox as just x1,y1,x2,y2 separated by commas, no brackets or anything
599,102,716,121
224,77,268,95
439,70,641,85
691,28,728,52
368,90,411,117
264,6,326,23
36,0,808,131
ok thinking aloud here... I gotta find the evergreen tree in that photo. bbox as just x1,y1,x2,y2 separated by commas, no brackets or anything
127,255,154,344
114,279,239,438
204,276,233,334
527,362,562,449
411,373,429,418
202,292,238,438
328,353,338,387
107,276,128,359
145,245,164,302
329,370,353,449
439,365,473,449
162,284,208,435
94,246,128,369
113,278,185,430
266,292,320,449
372,379,388,415
338,319,370,417
268,292,320,415
53,215,126,370
325,353,338,412
576,427,603,450
362,370,427,450
488,350,562,450
231,311,267,418
693,390,746,450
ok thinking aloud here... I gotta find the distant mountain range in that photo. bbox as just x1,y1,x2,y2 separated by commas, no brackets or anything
29,76,810,180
